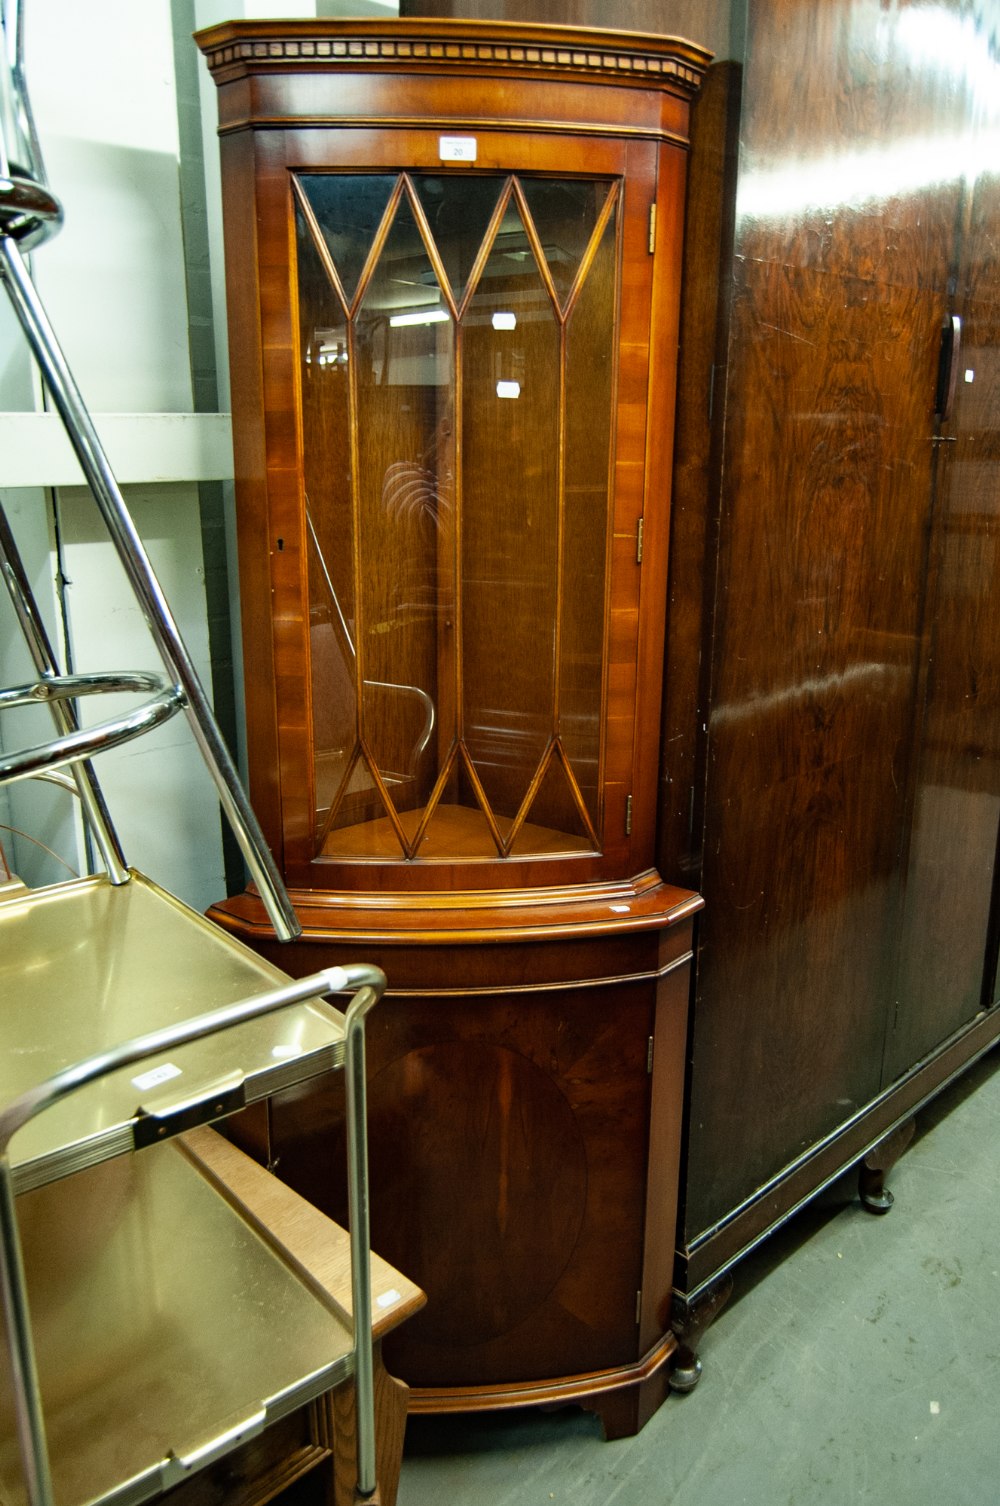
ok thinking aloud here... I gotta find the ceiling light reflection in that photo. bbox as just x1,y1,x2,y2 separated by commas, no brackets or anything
739,5,1000,219
738,127,1000,219
389,309,450,328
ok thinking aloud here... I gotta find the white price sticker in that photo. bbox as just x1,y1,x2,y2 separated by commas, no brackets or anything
439,135,477,163
132,1062,183,1092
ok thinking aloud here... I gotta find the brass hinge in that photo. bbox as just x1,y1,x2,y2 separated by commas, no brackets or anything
625,794,633,835
636,516,645,563
647,1036,654,1074
648,202,656,254
636,1289,643,1325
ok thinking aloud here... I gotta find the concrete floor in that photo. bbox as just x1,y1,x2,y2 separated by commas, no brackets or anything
397,1051,1000,1506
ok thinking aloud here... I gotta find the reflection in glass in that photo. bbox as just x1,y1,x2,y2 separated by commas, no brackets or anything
296,203,355,837
520,178,613,309
297,175,396,305
561,196,618,828
295,171,619,862
462,189,561,825
412,175,507,304
355,192,454,834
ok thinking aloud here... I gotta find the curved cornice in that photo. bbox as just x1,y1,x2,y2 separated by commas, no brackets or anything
196,19,712,99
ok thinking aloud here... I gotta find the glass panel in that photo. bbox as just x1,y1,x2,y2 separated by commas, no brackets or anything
520,178,613,309
296,204,358,838
412,175,507,304
509,751,593,855
560,202,618,829
353,191,455,842
415,802,503,860
461,191,561,828
297,174,397,305
298,171,621,865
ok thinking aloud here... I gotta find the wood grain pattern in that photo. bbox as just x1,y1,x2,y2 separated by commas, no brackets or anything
259,976,659,1388
159,1413,327,1506
681,263,946,1230
398,0,736,62
197,17,710,98
160,1129,422,1506
657,60,742,891
399,0,1000,1328
325,1347,409,1506
887,291,1000,1069
658,0,1000,1288
199,54,699,891
179,1126,425,1334
200,17,704,1434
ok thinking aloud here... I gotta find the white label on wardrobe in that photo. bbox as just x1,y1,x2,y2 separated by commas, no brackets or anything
132,1062,183,1091
496,380,521,399
439,135,477,162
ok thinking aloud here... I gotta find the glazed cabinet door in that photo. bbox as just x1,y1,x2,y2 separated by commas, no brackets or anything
224,128,666,893
263,980,655,1388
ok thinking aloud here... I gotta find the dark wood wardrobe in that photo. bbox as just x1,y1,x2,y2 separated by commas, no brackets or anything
405,0,1000,1327
663,0,1000,1309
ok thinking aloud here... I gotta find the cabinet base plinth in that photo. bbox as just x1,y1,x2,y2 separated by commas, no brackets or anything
407,1332,681,1439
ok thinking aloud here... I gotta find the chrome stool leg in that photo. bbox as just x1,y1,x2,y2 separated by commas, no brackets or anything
0,239,299,938
0,503,128,882
0,0,298,940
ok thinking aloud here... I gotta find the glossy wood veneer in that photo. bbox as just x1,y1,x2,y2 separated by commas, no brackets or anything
662,0,1000,1305
200,17,707,1434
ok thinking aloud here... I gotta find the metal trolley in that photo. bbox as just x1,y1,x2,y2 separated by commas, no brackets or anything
0,3,384,1502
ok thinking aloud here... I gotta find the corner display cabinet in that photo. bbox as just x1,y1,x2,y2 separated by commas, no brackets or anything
197,18,708,1437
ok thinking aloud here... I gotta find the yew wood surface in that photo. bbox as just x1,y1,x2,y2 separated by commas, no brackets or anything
229,130,663,892
198,20,704,898
248,971,671,1390
200,19,705,1431
208,873,700,950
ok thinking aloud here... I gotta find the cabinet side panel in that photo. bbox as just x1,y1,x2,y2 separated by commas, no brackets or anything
633,139,688,861
639,960,689,1352
217,121,284,855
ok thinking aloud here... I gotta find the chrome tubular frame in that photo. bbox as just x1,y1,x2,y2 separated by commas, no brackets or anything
0,239,300,941
0,502,128,881
0,0,299,940
0,961,386,1506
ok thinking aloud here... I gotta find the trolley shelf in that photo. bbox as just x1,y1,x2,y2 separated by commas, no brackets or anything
0,1140,356,1506
0,872,345,1194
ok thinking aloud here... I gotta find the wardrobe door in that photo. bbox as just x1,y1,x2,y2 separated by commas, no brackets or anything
675,0,960,1238
886,87,1000,1078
